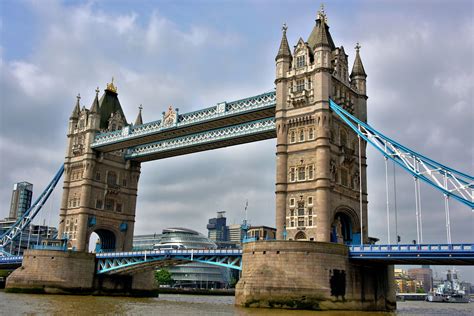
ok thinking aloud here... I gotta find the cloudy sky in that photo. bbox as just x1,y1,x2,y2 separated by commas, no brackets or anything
0,0,473,280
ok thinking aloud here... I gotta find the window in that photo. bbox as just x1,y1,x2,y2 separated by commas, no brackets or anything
96,199,103,209
116,203,122,213
308,197,313,206
290,130,296,143
290,198,295,207
296,79,305,92
95,172,101,181
309,128,314,140
341,168,349,187
107,171,117,186
297,201,304,216
122,179,127,187
298,217,305,227
340,130,347,147
308,207,313,215
105,199,114,211
299,129,304,142
298,167,305,181
290,209,294,217
308,165,314,180
296,55,306,68
309,217,313,226
290,167,296,182
291,221,295,227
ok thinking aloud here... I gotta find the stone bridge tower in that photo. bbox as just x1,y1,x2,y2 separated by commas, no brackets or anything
58,81,141,252
275,7,368,244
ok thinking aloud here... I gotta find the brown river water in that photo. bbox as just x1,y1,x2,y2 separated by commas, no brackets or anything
0,291,473,315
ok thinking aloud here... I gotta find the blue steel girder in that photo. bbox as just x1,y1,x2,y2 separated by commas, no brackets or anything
96,249,243,275
91,91,276,153
349,243,474,265
329,100,474,208
124,117,276,162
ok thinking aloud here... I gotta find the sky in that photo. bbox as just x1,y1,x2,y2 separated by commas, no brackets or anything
0,0,473,281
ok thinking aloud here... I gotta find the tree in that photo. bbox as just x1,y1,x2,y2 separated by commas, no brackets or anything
416,287,425,293
155,268,173,286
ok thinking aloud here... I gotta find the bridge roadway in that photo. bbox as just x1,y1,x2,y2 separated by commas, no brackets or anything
91,91,276,161
1,243,473,274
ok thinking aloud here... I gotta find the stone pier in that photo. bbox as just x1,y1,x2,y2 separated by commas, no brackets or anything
235,241,396,311
5,250,158,296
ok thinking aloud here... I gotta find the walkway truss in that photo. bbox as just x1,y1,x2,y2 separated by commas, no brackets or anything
95,249,243,274
0,165,64,256
330,100,474,209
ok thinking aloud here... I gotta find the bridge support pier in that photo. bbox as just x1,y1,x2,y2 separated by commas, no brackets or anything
235,241,395,311
5,250,158,297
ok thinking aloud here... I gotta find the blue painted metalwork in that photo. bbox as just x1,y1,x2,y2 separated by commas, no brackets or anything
0,255,23,265
349,243,474,265
96,249,243,274
125,117,276,160
31,244,68,251
329,100,474,208
92,91,276,148
0,165,64,255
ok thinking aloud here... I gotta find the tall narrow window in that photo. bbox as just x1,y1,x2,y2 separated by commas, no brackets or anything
308,207,313,215
308,197,313,206
309,217,313,226
107,171,117,186
299,129,304,142
290,130,296,143
308,165,314,180
296,55,306,68
309,128,314,140
290,168,296,182
298,167,305,181
290,198,295,207
105,199,114,211
296,79,305,92
298,217,305,227
341,168,349,187
297,201,305,216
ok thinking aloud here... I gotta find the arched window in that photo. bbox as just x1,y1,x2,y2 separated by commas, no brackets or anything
295,231,306,240
299,129,304,142
290,130,296,143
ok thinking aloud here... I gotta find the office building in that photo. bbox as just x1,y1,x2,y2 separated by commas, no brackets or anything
9,182,33,219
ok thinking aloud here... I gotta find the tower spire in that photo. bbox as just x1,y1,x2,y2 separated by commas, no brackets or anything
275,23,292,61
134,104,143,125
90,87,100,113
70,93,81,119
308,4,335,51
351,42,367,78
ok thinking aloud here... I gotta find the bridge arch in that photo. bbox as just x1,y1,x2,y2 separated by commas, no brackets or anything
87,227,119,252
331,206,360,245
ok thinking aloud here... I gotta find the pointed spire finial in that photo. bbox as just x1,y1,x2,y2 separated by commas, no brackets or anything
77,93,81,101
282,23,288,33
106,77,117,93
355,42,361,53
317,3,327,23
134,104,143,125
139,104,143,111
95,86,100,96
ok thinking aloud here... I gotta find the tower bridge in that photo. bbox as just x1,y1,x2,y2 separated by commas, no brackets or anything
1,5,473,312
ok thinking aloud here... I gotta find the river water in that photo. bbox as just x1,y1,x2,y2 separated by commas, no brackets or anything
0,291,473,315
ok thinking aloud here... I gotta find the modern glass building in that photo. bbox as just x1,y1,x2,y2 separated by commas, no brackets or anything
133,227,230,289
9,182,33,219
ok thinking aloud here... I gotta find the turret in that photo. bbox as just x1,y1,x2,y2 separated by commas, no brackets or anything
275,23,292,81
350,43,367,96
308,5,335,72
88,87,101,131
68,94,81,134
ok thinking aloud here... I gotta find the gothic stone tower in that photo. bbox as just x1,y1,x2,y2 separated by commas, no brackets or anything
275,7,368,243
58,81,141,252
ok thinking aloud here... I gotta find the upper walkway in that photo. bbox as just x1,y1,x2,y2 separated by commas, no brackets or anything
91,91,276,160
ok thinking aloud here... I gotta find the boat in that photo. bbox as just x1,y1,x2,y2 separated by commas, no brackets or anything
427,269,470,303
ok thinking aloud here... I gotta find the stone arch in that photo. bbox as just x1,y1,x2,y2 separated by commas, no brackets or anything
295,231,307,240
331,206,360,245
87,227,118,252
